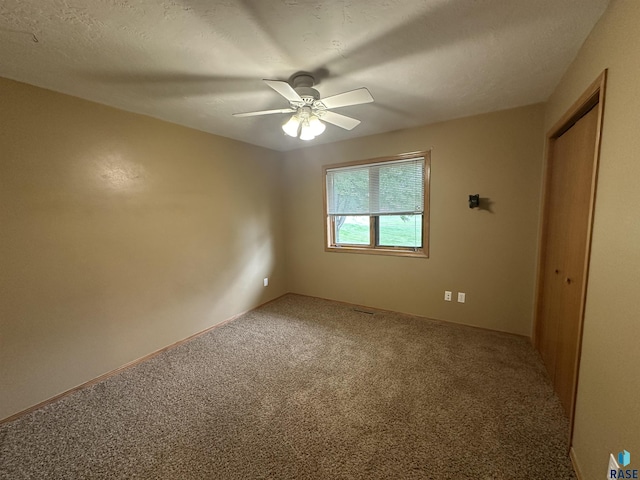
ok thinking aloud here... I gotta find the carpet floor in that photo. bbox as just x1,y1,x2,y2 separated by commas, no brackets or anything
0,294,575,479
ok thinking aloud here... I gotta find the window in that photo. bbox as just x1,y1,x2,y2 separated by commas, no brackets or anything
323,151,430,257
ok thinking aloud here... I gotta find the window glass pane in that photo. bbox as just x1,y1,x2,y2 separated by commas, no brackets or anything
326,168,370,215
327,158,424,216
374,159,424,215
377,215,422,247
335,216,370,245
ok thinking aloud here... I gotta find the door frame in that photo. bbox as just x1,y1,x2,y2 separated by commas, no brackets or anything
533,70,607,441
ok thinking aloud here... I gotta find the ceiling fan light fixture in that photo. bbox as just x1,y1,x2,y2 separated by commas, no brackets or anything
282,115,301,137
283,109,324,140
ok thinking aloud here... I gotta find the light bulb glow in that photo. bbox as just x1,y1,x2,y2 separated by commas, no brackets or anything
308,116,326,136
299,120,316,141
282,115,301,137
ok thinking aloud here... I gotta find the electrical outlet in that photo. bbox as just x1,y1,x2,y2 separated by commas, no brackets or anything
444,291,452,301
457,292,466,303
263,277,269,287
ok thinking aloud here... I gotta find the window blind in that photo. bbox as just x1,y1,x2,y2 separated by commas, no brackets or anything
326,157,425,216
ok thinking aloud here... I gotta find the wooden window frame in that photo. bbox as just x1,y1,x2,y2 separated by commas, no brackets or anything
322,150,431,258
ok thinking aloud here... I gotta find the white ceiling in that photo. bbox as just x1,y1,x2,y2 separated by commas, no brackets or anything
0,0,609,151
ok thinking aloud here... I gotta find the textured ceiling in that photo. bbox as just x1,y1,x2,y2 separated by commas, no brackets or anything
0,0,609,151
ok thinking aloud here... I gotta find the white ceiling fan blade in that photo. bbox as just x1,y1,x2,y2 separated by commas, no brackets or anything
319,88,374,109
321,111,361,130
233,108,296,117
263,80,303,103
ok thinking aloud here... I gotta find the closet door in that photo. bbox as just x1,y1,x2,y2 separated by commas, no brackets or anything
536,104,600,417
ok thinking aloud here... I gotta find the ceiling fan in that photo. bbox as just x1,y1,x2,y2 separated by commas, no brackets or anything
233,73,374,141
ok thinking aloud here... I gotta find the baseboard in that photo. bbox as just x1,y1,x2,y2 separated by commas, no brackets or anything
0,293,289,425
570,447,584,480
288,292,531,340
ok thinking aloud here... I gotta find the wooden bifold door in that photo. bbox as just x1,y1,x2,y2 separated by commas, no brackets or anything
534,71,606,432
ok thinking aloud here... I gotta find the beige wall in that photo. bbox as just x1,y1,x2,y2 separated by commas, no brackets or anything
0,77,287,420
544,1,640,478
283,104,545,336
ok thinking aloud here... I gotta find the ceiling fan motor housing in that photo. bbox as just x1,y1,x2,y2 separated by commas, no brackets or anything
291,74,320,104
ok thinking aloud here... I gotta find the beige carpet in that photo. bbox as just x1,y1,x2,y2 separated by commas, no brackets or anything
0,294,575,479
